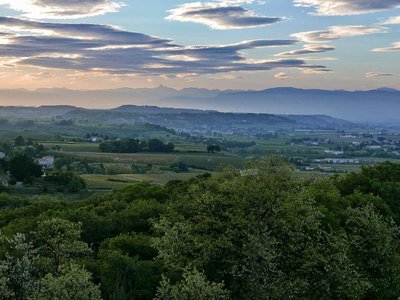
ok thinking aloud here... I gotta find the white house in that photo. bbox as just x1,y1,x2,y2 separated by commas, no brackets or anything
367,145,382,150
0,152,5,159
324,150,344,156
39,156,55,168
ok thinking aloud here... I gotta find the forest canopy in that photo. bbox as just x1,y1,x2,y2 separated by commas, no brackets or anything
0,158,400,299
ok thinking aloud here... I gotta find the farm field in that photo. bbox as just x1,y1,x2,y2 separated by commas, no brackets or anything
82,171,208,190
39,140,243,190
3,119,400,193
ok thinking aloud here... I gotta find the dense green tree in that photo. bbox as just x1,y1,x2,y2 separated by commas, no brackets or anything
8,154,42,182
0,219,97,299
148,139,175,153
0,264,14,299
207,145,221,153
0,233,40,299
14,136,25,147
153,158,368,299
333,161,400,222
44,170,86,193
98,243,160,299
35,264,101,300
155,269,230,300
344,205,400,299
35,218,91,275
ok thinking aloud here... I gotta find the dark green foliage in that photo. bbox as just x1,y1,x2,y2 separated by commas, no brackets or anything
0,159,8,172
0,219,100,299
344,205,400,299
154,159,400,299
36,264,101,300
155,269,230,300
147,139,175,153
0,160,400,299
170,162,189,173
8,154,42,182
44,170,86,193
14,136,25,147
333,161,400,222
98,234,161,299
206,145,221,153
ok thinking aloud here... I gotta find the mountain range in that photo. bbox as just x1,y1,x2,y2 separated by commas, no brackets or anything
0,86,399,124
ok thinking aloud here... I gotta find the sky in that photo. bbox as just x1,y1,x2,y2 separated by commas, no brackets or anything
0,0,399,91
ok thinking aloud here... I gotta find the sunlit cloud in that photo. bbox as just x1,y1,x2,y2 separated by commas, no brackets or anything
373,41,400,52
167,1,282,29
382,16,400,25
293,25,386,43
294,0,400,16
0,0,123,19
276,44,334,56
209,73,243,79
274,72,290,79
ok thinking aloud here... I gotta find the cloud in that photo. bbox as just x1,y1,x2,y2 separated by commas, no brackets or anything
0,0,123,19
210,74,243,79
276,44,334,56
167,1,282,29
293,25,386,43
294,0,400,16
301,57,337,61
274,72,290,79
301,68,332,74
373,41,400,52
382,16,400,24
0,17,326,77
365,72,394,77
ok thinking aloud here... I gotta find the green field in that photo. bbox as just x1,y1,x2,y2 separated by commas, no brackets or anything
3,123,399,192
39,141,243,189
82,172,207,189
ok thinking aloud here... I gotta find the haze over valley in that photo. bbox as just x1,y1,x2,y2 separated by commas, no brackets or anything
1,86,400,124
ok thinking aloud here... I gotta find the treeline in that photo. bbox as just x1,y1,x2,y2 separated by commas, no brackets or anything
1,159,400,299
99,139,175,153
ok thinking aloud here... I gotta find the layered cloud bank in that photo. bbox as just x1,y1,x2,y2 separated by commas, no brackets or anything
0,17,327,77
0,0,397,89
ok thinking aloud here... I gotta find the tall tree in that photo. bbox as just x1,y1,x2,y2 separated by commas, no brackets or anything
9,154,42,182
35,218,91,276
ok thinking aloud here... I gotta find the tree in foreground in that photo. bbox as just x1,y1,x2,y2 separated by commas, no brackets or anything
0,219,100,299
155,269,230,300
35,264,101,300
35,218,92,275
153,158,400,299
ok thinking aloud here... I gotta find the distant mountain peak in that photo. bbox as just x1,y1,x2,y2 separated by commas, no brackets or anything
373,87,399,92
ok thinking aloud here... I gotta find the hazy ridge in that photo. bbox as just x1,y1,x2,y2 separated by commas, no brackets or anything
0,86,398,124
